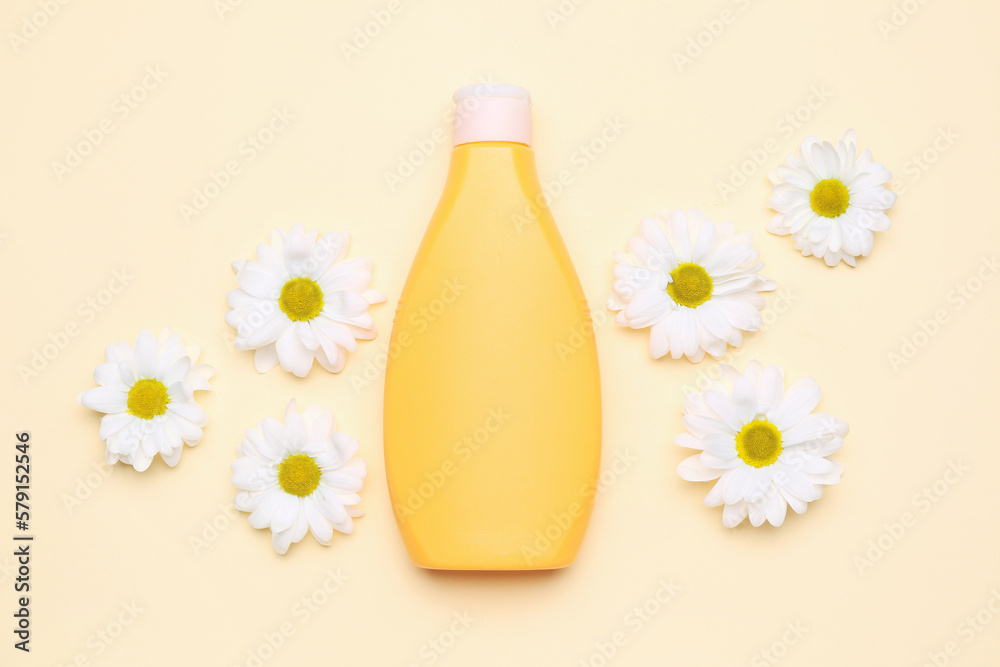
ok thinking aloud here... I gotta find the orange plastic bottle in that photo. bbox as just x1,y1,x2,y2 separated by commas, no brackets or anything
383,85,601,570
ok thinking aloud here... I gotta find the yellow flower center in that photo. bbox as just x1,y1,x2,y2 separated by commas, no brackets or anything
667,262,714,308
279,277,324,321
127,378,170,419
735,419,783,468
277,454,322,497
809,178,850,218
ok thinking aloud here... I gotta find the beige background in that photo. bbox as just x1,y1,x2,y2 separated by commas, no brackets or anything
2,0,998,665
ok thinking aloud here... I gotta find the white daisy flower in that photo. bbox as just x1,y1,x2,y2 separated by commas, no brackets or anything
675,361,847,528
77,328,213,472
607,208,777,362
226,224,386,377
231,399,366,555
767,129,897,267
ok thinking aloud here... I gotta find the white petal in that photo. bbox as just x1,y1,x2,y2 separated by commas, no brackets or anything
79,386,127,414
275,329,315,377
94,363,127,391
165,411,203,444
313,317,359,352
674,432,703,450
775,163,816,190
237,268,282,299
695,300,731,340
253,343,280,373
231,464,277,492
133,330,159,378
704,390,743,432
731,376,758,426
771,376,822,431
295,321,321,351
691,218,717,264
624,289,672,329
274,494,306,536
161,446,184,467
775,466,821,502
703,477,725,507
672,308,699,359
669,209,692,257
239,311,291,349
305,499,334,545
648,320,670,359
318,257,372,293
763,489,787,526
272,525,295,555
702,433,738,460
683,414,733,438
757,365,785,412
247,491,287,530
315,344,347,374
98,412,135,440
722,465,752,504
315,486,351,525
261,418,286,452
722,500,748,528
782,413,847,446
166,400,207,427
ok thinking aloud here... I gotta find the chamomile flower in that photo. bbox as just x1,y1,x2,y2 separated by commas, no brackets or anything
607,208,776,362
767,129,897,267
226,225,386,377
675,361,847,528
231,399,366,555
77,328,213,472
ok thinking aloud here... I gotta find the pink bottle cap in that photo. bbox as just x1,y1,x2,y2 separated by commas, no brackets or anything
452,83,532,147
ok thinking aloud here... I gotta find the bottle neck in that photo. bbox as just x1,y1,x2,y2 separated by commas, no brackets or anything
443,142,541,208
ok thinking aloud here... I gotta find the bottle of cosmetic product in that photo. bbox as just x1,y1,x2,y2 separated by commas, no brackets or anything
383,84,601,570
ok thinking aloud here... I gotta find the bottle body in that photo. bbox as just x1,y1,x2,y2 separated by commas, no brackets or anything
383,141,601,570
